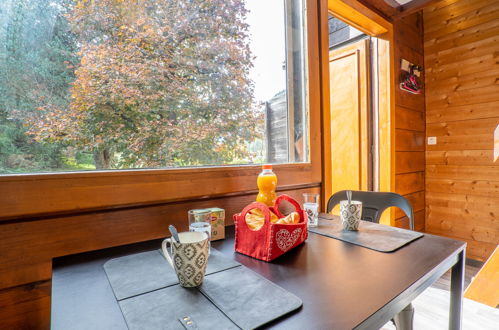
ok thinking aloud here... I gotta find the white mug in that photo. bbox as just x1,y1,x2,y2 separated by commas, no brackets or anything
340,200,362,231
161,231,209,287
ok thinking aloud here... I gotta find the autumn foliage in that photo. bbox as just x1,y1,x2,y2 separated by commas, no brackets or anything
26,0,263,169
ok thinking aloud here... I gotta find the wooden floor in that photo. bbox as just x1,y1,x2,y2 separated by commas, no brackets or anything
381,262,499,329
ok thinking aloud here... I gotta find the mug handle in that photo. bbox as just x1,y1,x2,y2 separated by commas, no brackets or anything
161,238,174,268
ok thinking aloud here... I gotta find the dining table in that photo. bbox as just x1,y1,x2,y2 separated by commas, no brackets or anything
51,215,466,330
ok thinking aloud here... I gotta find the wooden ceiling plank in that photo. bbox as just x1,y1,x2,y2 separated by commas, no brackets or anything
396,0,442,18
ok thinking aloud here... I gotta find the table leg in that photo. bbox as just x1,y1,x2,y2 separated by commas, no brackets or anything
449,250,465,330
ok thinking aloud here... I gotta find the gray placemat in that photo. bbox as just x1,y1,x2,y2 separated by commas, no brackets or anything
309,218,423,252
200,266,302,330
119,285,239,330
104,248,240,300
106,249,303,330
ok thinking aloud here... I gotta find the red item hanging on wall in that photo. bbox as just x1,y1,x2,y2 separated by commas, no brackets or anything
234,194,308,262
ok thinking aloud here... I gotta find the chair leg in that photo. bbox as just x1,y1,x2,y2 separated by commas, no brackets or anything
393,303,414,330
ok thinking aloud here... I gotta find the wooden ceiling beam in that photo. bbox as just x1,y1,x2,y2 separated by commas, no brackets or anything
395,0,441,18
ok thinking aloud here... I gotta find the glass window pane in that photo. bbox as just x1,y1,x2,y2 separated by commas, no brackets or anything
0,0,308,174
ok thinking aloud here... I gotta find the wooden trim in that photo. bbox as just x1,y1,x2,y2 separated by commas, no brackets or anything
320,0,332,211
328,0,390,36
464,245,499,307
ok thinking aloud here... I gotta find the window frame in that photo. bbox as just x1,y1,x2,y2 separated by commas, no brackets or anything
0,0,323,221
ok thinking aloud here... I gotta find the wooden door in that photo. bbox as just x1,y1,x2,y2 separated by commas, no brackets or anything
328,38,370,197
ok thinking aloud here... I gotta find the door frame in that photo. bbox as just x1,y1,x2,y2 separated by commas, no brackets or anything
320,0,395,225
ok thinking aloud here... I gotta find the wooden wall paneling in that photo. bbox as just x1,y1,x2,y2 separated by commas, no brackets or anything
425,25,499,60
424,0,499,261
426,85,499,109
392,10,426,229
395,209,425,231
427,165,499,181
395,190,425,217
426,25,498,54
427,150,496,166
426,178,499,197
427,119,498,151
466,240,498,264
424,0,494,23
424,1,499,38
0,185,319,291
395,106,425,131
0,280,51,330
426,100,499,124
426,66,499,94
396,129,425,151
396,151,425,173
395,172,425,195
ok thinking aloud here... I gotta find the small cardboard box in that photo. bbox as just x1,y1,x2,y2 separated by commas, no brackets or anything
206,207,225,241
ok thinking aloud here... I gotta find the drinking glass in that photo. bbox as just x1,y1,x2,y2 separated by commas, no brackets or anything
188,209,212,253
303,193,319,227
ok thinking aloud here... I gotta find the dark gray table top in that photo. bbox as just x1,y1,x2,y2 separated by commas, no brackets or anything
52,221,465,330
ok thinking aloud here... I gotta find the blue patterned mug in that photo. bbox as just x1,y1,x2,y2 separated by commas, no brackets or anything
340,200,362,231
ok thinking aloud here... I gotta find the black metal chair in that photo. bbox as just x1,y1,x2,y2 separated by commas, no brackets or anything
327,190,415,330
326,190,414,230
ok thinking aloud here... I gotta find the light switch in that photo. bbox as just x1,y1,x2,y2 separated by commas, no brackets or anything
428,136,437,145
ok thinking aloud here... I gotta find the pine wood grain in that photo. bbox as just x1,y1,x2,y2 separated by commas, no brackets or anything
395,172,425,195
394,18,424,53
426,150,496,166
395,190,425,218
426,100,499,123
427,117,499,138
395,209,425,231
426,85,499,108
426,164,499,180
425,33,498,65
392,11,426,230
464,240,498,263
424,1,499,39
425,21,499,54
0,280,51,330
426,118,499,151
425,53,499,81
424,0,494,23
426,178,499,197
396,129,425,151
396,106,425,132
426,66,499,93
425,221,498,245
396,151,425,173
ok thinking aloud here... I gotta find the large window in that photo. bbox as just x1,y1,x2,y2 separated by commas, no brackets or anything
0,0,308,174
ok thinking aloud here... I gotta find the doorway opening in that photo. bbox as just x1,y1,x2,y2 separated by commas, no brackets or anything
327,14,379,199
323,0,393,223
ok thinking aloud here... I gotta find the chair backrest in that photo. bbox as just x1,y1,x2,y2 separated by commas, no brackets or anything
326,190,414,230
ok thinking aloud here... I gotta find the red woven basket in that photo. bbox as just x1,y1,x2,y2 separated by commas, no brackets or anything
233,194,308,262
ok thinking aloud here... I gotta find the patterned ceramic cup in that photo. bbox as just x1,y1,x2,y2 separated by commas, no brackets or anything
340,200,362,231
161,231,209,287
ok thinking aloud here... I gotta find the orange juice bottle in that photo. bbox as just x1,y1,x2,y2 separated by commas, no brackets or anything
256,165,277,206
